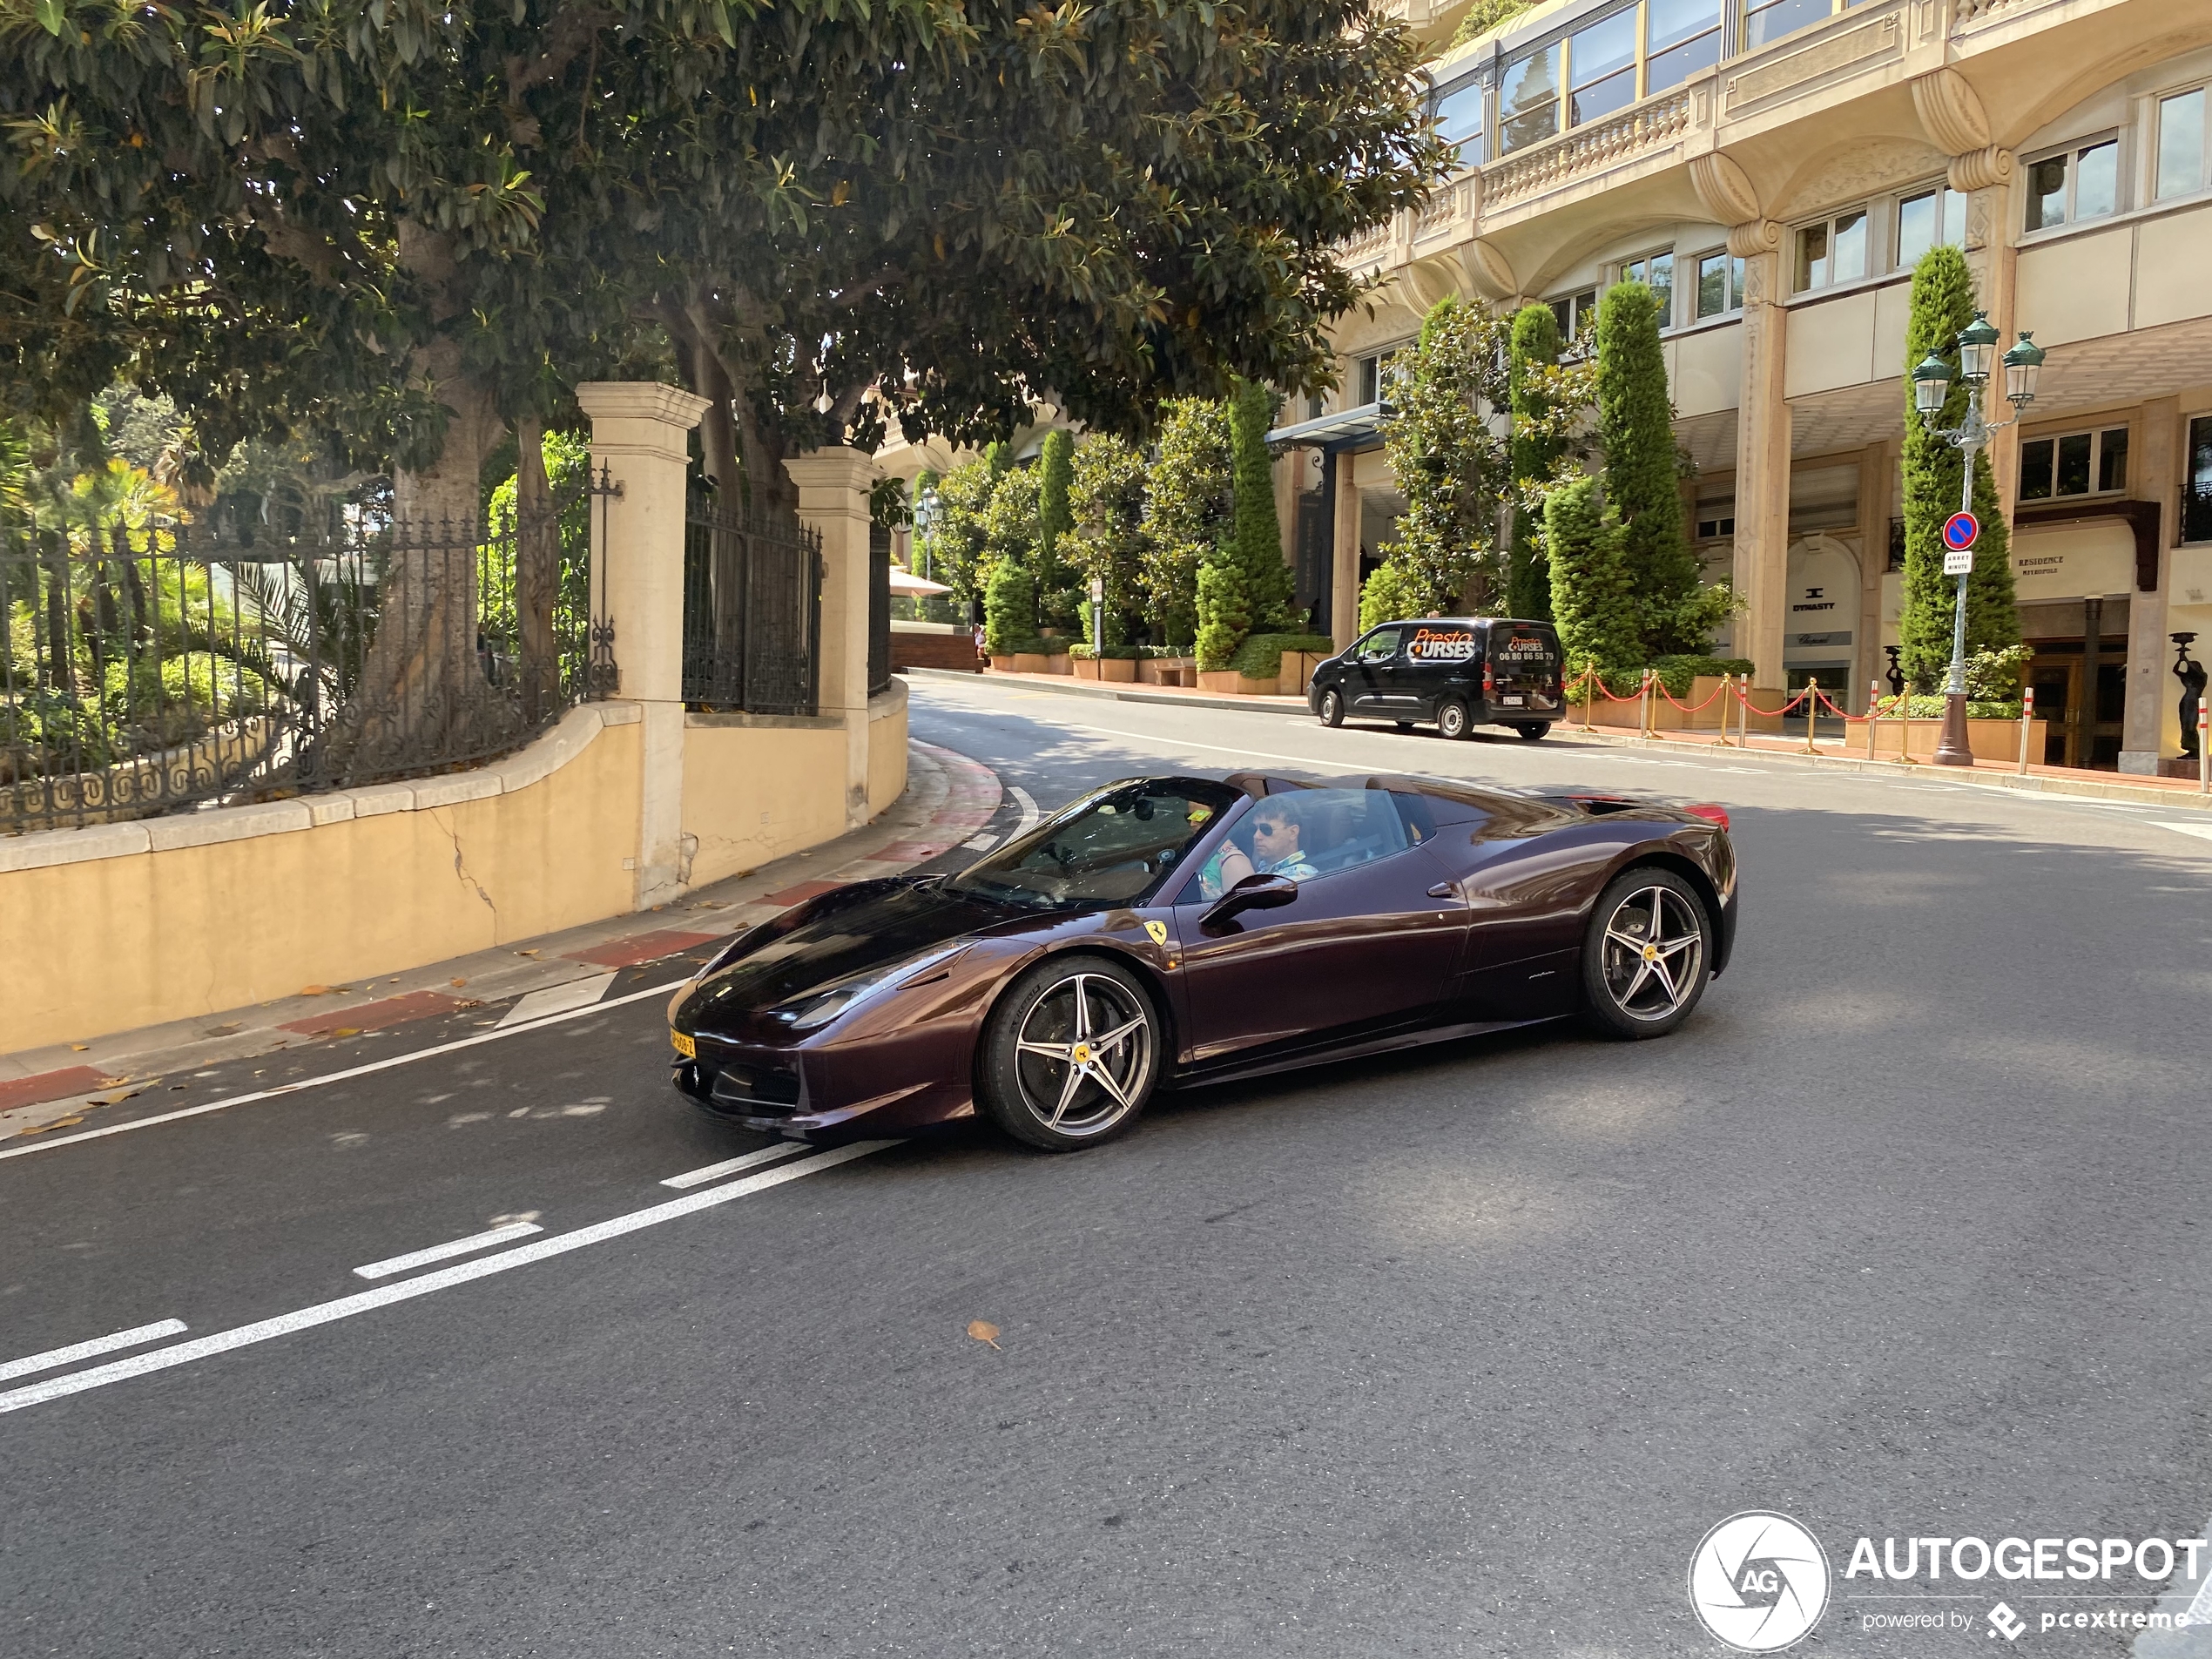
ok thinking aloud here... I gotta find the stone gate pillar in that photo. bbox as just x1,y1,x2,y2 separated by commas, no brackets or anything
575,381,711,907
786,447,884,827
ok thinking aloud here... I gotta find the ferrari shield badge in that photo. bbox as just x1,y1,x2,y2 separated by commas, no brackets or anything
1143,920,1169,947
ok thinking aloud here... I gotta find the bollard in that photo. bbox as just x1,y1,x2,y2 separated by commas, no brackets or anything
1582,668,1595,732
1737,674,1750,749
1866,681,1879,760
1639,668,1653,738
2201,704,2209,795
2018,684,2034,775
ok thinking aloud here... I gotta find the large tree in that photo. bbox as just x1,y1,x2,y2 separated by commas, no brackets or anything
1505,302,1565,622
5,0,1446,728
1195,377,1295,668
1141,397,1232,650
1373,296,1512,617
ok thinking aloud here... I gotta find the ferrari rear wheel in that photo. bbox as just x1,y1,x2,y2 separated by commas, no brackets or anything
1580,867,1710,1039
979,955,1160,1150
1318,688,1345,727
1437,699,1470,740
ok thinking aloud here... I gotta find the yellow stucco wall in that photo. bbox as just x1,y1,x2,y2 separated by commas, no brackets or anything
1,713,642,1053
682,718,853,888
867,682,910,816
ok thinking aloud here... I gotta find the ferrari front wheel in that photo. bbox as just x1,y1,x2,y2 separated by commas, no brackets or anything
1580,867,1710,1039
979,955,1160,1150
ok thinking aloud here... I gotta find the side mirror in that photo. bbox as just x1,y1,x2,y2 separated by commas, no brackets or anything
1199,872,1298,932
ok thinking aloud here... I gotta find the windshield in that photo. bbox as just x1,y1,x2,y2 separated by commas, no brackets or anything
948,779,1243,908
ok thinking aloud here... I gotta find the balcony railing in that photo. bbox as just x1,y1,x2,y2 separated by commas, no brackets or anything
1485,87,1694,208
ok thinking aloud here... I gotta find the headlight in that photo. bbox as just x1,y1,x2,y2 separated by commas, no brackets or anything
770,947,968,1032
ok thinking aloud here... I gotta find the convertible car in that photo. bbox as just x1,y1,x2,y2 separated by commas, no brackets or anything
668,771,1736,1151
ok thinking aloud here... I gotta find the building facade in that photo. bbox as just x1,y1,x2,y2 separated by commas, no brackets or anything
1285,0,2212,771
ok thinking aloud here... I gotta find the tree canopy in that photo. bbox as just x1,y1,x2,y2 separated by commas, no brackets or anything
3,0,1448,518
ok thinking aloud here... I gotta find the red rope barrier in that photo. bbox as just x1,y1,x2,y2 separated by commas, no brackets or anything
1655,678,1732,712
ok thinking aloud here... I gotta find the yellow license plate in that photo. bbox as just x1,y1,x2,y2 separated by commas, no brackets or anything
671,1029,697,1060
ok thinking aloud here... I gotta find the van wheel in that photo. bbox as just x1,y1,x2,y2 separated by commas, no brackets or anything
1514,722,1548,740
1437,699,1471,740
1318,688,1344,727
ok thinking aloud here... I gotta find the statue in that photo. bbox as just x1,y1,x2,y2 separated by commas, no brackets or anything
1884,645,1905,698
2176,634,2208,759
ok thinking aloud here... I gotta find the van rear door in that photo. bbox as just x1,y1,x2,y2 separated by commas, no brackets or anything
1486,623,1564,714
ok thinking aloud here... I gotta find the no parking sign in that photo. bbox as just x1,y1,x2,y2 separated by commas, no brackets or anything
1941,511,1978,576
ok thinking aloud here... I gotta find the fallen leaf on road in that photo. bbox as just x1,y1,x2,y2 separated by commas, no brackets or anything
330,1028,361,1039
16,1123,53,1136
450,978,467,987
515,949,540,958
300,985,331,995
967,1320,1002,1350
71,1043,89,1051
45,1116,83,1128
98,1076,129,1086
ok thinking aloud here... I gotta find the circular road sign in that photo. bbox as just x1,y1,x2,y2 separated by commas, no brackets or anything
1942,510,1979,550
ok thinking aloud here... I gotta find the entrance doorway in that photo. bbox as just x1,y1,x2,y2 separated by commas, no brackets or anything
2027,645,2127,768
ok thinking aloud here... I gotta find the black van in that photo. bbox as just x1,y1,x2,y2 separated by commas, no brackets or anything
1307,617,1567,740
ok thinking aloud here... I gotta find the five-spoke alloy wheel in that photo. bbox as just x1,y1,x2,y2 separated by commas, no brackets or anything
979,955,1160,1150
1580,867,1710,1038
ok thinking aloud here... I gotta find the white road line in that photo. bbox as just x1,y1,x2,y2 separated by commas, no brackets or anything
0,1318,189,1384
659,1142,809,1189
0,979,687,1167
496,972,616,1028
1009,786,1042,839
2154,820,2212,842
961,833,1000,851
0,1142,897,1416
352,1219,546,1280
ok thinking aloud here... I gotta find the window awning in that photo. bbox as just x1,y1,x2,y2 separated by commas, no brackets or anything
1265,401,1393,452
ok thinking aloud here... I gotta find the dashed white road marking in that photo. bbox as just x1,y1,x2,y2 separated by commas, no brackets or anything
0,1318,189,1384
1009,786,1041,839
962,832,1000,851
496,972,616,1028
0,1141,898,1415
660,1142,809,1189
0,979,689,1166
353,1219,546,1280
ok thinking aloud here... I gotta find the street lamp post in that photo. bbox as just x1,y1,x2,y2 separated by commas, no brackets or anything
914,485,941,583
1910,314,2044,765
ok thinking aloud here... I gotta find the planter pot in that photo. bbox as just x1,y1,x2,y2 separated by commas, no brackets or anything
1072,658,1103,680
1099,658,1137,683
1045,655,1075,676
1278,651,1328,696
1196,670,1244,695
1011,652,1049,676
988,654,1015,672
1864,716,2047,764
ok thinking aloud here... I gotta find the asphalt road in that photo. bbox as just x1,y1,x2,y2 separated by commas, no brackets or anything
6,676,2212,1658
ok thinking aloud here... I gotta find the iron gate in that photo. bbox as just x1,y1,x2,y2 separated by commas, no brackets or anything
681,491,823,715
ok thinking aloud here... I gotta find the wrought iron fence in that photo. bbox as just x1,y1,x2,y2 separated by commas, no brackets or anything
3,475,613,834
682,490,823,714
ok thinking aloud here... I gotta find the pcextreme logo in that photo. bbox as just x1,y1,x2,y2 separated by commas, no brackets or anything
1688,1512,1832,1652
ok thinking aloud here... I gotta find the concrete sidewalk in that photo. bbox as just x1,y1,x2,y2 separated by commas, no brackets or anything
0,738,1004,1136
917,665,2212,813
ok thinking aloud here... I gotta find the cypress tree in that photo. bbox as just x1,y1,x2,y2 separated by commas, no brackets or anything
1507,302,1564,621
1034,428,1082,630
1595,280,1699,655
1544,475,1640,686
1197,378,1295,668
1898,246,2020,690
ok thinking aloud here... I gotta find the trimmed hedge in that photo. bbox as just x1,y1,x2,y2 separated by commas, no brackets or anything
1069,644,1151,661
1231,631,1336,678
1651,655,1753,696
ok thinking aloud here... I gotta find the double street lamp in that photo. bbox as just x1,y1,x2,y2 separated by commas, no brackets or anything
1910,313,2045,765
